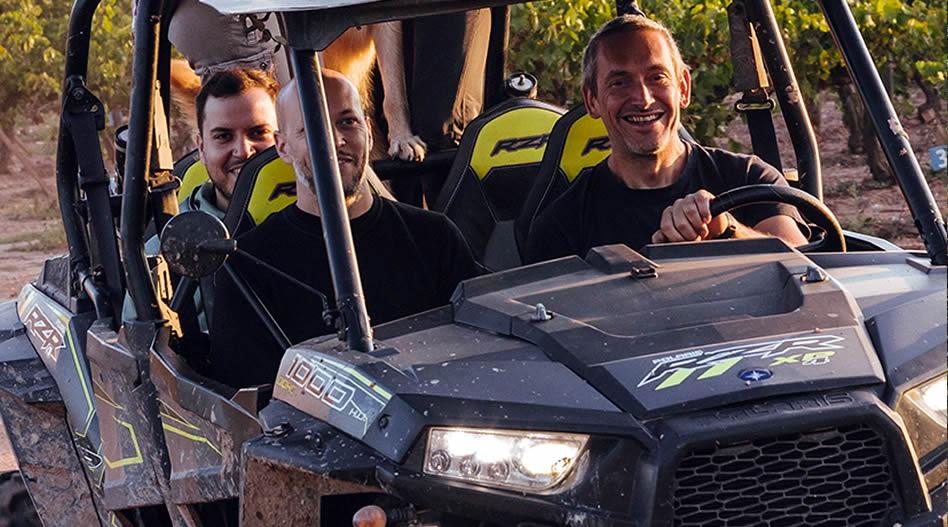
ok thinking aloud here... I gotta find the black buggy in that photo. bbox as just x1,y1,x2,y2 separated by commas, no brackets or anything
0,0,945,525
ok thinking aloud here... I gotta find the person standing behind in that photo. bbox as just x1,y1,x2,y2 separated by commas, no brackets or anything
389,9,492,206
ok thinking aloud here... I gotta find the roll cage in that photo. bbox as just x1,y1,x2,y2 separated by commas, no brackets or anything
57,0,947,348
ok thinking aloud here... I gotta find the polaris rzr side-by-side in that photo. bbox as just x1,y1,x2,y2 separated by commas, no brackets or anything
0,0,945,525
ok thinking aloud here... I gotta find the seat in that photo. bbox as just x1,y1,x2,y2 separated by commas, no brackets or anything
515,105,696,252
515,105,610,252
173,149,206,207
174,147,394,233
433,98,565,270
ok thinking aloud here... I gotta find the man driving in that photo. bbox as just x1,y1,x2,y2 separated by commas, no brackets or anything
208,69,481,388
526,15,807,263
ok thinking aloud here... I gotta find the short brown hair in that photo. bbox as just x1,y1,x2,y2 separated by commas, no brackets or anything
582,15,688,96
196,68,279,133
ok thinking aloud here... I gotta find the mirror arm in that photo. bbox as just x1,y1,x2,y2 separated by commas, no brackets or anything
221,262,292,351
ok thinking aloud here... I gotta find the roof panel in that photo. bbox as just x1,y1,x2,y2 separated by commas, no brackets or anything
199,0,383,14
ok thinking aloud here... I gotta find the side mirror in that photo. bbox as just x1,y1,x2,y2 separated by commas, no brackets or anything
159,211,234,279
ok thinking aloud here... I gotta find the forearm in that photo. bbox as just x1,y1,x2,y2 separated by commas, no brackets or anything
735,214,809,247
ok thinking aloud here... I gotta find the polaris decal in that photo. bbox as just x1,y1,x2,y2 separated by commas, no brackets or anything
282,352,392,438
738,368,773,383
638,334,845,391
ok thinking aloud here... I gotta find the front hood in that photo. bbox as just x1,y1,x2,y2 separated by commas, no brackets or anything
273,239,886,460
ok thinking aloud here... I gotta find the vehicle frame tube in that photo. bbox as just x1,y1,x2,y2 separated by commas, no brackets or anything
120,0,163,321
817,0,948,264
745,0,823,200
56,0,101,300
288,47,373,352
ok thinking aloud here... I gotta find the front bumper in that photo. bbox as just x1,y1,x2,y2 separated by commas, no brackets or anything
241,389,945,526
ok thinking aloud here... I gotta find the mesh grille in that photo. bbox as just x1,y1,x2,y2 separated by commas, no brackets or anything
672,425,903,526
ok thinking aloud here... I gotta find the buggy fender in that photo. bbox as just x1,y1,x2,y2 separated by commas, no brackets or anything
0,295,107,525
241,400,381,526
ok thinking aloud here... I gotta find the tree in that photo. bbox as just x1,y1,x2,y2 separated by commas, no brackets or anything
508,0,734,144
0,0,132,173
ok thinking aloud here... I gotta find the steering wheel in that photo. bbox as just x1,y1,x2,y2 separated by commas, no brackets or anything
709,185,846,252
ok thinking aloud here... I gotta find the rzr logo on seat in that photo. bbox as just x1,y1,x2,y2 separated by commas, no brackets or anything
491,134,550,156
582,136,610,156
268,181,297,201
638,334,845,391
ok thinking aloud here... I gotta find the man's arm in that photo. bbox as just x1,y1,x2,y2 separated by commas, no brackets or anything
651,189,809,247
373,22,427,161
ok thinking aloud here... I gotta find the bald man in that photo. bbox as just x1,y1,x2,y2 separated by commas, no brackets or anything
208,70,481,388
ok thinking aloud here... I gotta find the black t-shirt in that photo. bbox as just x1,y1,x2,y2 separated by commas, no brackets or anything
526,144,804,263
208,197,482,387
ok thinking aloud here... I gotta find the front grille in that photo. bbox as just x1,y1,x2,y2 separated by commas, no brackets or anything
672,425,903,526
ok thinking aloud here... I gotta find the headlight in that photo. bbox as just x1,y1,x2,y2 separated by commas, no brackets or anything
897,373,947,490
423,427,588,492
905,375,947,427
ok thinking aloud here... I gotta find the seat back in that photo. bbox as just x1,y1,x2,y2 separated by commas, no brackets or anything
222,147,298,232
516,106,697,250
173,149,206,206
515,105,610,251
433,98,565,270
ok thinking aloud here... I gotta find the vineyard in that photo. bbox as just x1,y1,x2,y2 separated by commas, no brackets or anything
0,0,945,298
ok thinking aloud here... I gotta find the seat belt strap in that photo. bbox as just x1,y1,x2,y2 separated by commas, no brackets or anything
728,1,782,171
736,92,782,171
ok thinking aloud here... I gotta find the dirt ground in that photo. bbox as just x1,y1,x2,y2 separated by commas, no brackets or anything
719,89,947,248
0,92,945,303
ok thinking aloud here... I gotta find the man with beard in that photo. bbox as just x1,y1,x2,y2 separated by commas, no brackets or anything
525,15,807,263
188,68,280,218
126,68,277,331
208,69,481,388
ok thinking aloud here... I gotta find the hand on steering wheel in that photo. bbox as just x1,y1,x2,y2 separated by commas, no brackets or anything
651,189,729,243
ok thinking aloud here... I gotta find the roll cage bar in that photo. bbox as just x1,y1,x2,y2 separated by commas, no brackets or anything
58,0,947,344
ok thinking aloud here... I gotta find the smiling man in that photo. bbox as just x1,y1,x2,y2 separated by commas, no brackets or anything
191,68,279,216
129,69,278,332
208,69,481,388
525,15,807,263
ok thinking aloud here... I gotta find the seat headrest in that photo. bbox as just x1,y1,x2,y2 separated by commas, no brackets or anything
223,147,297,229
436,99,565,213
173,150,206,206
466,105,565,180
557,111,611,183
